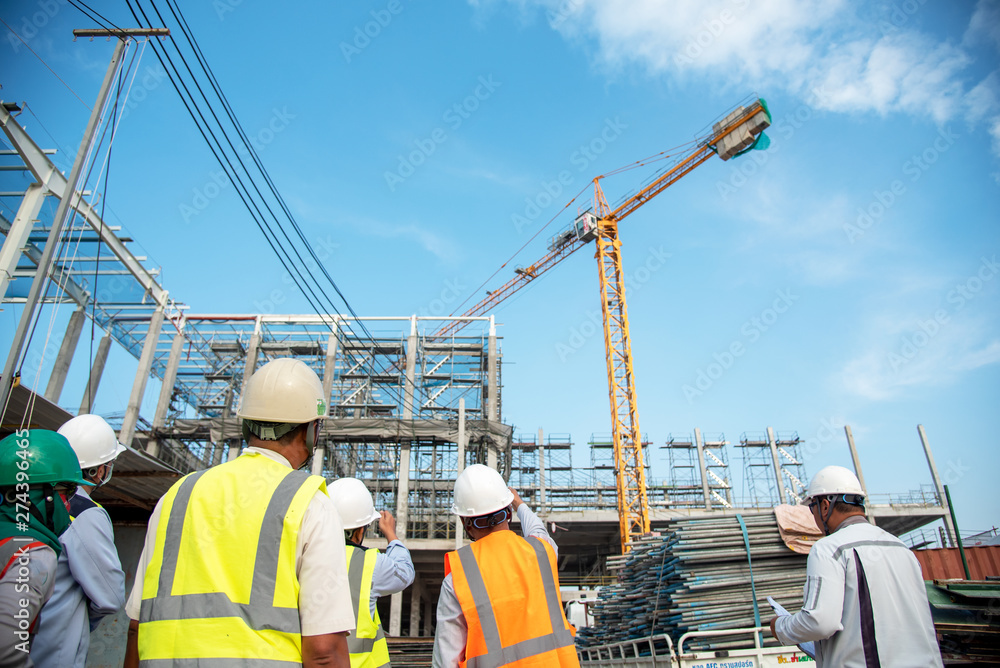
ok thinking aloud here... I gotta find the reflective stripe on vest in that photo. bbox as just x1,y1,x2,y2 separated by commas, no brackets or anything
456,537,575,668
138,455,323,665
345,545,390,668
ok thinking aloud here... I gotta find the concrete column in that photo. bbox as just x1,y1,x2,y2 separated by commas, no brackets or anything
917,424,956,546
766,427,786,505
227,442,242,462
429,443,437,537
455,398,466,549
319,328,338,477
44,306,85,403
148,330,186,458
241,321,262,392
537,427,547,514
79,334,111,414
119,305,165,446
694,428,711,509
423,596,433,636
0,183,46,302
391,316,418,637
408,575,422,637
843,425,876,525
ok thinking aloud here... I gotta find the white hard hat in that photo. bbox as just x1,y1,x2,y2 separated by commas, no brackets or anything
237,358,327,424
805,465,865,502
329,477,381,529
58,414,127,469
451,464,514,517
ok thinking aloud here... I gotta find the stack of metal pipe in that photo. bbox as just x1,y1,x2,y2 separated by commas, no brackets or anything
575,514,808,650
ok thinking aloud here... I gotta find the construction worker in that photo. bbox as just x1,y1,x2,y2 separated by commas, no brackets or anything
0,429,93,666
123,358,356,667
432,464,579,668
769,465,943,666
31,415,126,668
329,477,415,666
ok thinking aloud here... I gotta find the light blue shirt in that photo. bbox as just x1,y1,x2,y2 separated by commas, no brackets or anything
31,489,126,668
368,539,415,615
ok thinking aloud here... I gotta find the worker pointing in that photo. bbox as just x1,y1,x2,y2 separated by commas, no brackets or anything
769,465,943,666
432,464,579,667
329,477,415,667
124,358,356,667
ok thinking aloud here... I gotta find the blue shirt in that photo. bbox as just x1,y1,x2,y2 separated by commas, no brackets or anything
356,539,415,615
31,489,126,668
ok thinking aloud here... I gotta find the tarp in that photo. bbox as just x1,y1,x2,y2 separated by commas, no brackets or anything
774,504,823,554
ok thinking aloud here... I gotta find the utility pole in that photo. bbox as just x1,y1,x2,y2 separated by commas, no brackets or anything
0,28,168,422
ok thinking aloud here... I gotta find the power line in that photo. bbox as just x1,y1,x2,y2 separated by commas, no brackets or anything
0,16,90,109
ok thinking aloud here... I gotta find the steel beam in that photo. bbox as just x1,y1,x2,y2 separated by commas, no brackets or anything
0,183,45,301
119,305,165,446
917,424,956,546
766,427,785,505
150,330,186,457
79,334,111,414
44,306,85,403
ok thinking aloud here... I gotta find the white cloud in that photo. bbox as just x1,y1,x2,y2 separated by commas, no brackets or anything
837,314,1000,401
965,0,1000,52
488,0,1000,150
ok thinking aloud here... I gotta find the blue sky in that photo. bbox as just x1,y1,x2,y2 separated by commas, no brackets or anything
1,1,998,535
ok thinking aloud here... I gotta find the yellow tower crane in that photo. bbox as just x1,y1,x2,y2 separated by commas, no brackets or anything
435,98,772,553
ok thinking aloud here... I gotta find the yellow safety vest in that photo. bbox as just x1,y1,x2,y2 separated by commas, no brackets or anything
137,452,325,666
345,545,391,668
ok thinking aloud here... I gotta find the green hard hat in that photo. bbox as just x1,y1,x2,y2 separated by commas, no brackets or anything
0,429,94,487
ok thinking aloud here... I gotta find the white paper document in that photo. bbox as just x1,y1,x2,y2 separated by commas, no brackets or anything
767,596,817,659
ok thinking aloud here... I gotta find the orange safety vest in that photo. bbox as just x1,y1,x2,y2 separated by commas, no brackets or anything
445,530,579,668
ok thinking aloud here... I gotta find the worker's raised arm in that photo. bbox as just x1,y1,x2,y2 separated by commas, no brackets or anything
510,486,557,554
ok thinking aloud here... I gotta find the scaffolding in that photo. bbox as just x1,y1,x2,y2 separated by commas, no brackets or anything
663,431,732,509
736,428,808,506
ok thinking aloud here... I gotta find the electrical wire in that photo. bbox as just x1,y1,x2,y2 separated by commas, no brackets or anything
124,0,423,417
0,16,90,109
68,0,124,32
156,0,418,410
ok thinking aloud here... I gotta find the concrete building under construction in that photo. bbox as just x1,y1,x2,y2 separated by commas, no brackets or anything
0,102,959,657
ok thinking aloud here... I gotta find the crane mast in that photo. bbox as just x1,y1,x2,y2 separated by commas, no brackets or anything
435,98,772,552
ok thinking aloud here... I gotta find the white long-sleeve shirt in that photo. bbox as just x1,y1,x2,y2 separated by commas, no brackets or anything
432,504,556,668
774,517,943,667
